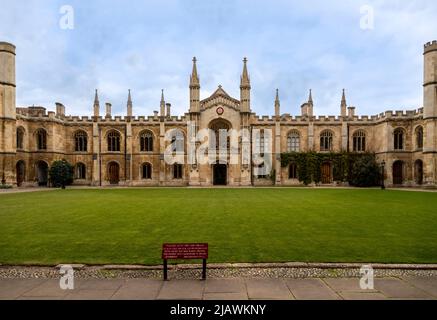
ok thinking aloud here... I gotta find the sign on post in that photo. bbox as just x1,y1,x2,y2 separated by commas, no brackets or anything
162,243,208,281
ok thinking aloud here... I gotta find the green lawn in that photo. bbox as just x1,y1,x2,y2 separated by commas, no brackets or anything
0,188,437,265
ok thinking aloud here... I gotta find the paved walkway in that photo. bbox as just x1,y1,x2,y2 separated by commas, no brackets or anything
1,276,436,300
1,186,436,195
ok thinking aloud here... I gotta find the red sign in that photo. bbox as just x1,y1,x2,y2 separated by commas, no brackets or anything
162,243,208,259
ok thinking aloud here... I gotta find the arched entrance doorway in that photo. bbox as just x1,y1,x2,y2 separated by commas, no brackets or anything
321,162,332,184
108,162,120,185
213,163,227,185
414,160,423,185
392,161,404,185
16,161,26,187
36,161,48,186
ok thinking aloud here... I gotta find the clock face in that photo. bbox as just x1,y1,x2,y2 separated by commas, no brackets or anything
216,107,224,115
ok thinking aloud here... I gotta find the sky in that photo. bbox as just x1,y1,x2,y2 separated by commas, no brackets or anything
0,0,436,117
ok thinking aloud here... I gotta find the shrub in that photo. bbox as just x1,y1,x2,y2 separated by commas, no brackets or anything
349,154,381,187
49,160,74,189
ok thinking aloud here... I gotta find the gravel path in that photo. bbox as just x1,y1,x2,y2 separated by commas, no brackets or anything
1,264,437,280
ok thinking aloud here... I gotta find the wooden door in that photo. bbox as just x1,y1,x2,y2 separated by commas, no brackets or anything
393,161,403,185
321,162,332,184
108,162,119,185
213,164,227,185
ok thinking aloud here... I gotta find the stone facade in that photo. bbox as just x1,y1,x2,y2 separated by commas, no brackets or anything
1,41,437,187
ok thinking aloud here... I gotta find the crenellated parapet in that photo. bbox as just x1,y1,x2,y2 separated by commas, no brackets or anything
424,40,437,54
249,107,424,126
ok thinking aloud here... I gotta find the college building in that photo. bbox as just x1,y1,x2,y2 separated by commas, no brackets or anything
1,41,437,187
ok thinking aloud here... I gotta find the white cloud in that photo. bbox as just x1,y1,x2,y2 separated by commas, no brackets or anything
0,0,435,117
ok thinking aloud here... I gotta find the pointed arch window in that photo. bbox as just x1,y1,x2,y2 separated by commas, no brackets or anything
142,163,152,179
173,163,183,179
107,130,121,152
75,163,86,179
287,130,300,152
75,130,88,152
320,130,333,151
171,131,185,153
16,128,24,150
416,126,423,150
140,131,154,152
353,130,366,152
36,129,47,150
254,129,265,156
394,128,405,150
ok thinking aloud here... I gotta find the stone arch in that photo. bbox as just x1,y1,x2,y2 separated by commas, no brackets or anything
35,160,49,186
392,160,404,185
107,161,120,185
16,160,26,186
414,159,424,185
209,118,232,150
141,162,152,179
16,126,25,149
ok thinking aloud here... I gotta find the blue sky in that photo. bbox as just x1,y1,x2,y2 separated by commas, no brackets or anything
0,0,436,117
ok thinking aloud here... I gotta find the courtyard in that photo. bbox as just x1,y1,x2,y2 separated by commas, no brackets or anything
0,188,436,265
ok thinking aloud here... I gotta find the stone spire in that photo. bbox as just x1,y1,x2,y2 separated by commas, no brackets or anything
308,89,313,105
93,89,100,117
275,89,280,117
341,89,347,117
127,89,133,117
189,57,200,113
160,89,165,117
190,57,199,87
240,57,250,88
240,57,251,112
307,89,314,117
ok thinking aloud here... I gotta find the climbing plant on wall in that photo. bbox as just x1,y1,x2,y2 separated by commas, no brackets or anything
281,152,380,186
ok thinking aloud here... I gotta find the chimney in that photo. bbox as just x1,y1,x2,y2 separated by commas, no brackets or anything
301,103,308,116
166,103,171,117
55,102,65,117
153,110,159,120
105,103,112,117
348,106,355,118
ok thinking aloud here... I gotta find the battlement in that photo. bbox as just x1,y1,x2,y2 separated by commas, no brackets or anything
424,40,437,54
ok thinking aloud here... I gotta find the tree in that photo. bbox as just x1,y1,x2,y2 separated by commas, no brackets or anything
349,154,380,187
49,160,74,189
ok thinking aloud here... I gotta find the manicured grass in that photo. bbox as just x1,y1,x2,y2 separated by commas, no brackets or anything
0,188,437,265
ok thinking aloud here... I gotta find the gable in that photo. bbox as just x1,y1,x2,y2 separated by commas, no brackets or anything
200,85,240,111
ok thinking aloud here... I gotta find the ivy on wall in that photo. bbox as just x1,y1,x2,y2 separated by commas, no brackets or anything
280,152,380,186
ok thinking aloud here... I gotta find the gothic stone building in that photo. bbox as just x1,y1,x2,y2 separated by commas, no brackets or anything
1,41,437,187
